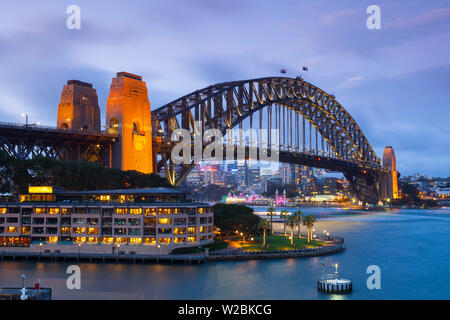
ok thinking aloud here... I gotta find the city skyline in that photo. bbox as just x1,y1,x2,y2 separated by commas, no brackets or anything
0,1,449,176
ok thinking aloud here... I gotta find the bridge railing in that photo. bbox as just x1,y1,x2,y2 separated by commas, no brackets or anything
0,121,117,137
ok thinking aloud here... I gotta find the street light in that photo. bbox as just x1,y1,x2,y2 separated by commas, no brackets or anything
21,113,28,126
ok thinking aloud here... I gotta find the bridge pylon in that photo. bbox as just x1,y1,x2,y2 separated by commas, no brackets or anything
57,80,101,131
380,146,399,201
106,72,153,173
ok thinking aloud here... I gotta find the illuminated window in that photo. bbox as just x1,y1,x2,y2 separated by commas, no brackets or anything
102,237,114,244
143,237,156,245
115,237,128,244
34,208,46,214
129,208,142,215
73,227,86,234
158,237,171,244
129,238,142,245
48,237,58,243
61,208,72,215
87,237,98,244
144,208,156,216
188,237,196,243
100,195,111,202
158,208,170,215
74,237,86,244
87,228,99,235
61,227,70,234
7,226,17,233
198,208,204,214
188,227,196,234
0,208,6,214
173,227,186,235
158,218,171,225
116,208,127,214
21,226,31,235
173,237,186,244
200,226,206,234
48,208,60,215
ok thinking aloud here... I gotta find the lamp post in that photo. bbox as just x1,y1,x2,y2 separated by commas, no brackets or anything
39,242,42,259
78,243,81,260
21,113,28,127
21,274,26,288
157,244,161,264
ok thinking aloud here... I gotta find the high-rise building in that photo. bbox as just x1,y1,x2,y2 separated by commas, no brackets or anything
186,164,203,185
248,166,261,186
225,162,239,185
238,161,249,186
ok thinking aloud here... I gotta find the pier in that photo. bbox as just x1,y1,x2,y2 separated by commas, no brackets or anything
0,251,207,265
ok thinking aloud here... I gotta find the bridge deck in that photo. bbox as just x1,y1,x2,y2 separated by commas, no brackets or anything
0,122,118,143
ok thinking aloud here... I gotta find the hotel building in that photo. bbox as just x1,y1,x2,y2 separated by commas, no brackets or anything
0,187,214,253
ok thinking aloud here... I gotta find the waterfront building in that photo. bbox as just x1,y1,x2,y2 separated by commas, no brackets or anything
0,186,214,251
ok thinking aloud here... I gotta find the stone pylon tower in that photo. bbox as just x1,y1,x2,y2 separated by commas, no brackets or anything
106,72,153,174
57,80,101,131
381,146,399,200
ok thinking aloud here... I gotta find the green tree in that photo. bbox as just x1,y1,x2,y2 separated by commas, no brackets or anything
286,216,297,246
213,204,261,237
259,219,271,247
0,155,171,196
266,207,276,235
303,215,316,243
293,210,303,238
279,210,290,236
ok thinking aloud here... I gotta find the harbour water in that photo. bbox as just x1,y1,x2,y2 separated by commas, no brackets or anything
1,207,449,300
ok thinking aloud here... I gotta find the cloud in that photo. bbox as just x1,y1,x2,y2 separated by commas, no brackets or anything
387,7,450,29
321,9,358,25
338,76,364,88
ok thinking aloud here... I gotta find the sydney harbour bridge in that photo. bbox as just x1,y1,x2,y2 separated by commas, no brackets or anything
0,72,396,204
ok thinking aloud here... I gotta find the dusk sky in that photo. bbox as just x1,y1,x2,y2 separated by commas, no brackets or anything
0,1,449,176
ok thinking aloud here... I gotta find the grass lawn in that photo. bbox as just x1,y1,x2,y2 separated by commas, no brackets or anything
241,235,324,252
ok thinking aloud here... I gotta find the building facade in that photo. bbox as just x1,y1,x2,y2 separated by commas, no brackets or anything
0,187,214,251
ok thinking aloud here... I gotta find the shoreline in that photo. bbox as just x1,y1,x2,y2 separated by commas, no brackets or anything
207,241,345,261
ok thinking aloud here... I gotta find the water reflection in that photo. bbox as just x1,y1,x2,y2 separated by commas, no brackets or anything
0,208,449,299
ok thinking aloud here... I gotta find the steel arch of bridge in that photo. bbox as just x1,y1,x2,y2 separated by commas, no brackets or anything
152,77,386,203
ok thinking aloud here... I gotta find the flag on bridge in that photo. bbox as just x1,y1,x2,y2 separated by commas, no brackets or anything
302,66,309,71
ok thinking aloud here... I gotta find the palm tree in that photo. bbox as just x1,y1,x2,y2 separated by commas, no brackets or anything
286,216,296,246
293,210,303,238
267,207,276,235
279,210,290,236
259,220,271,247
302,215,316,243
